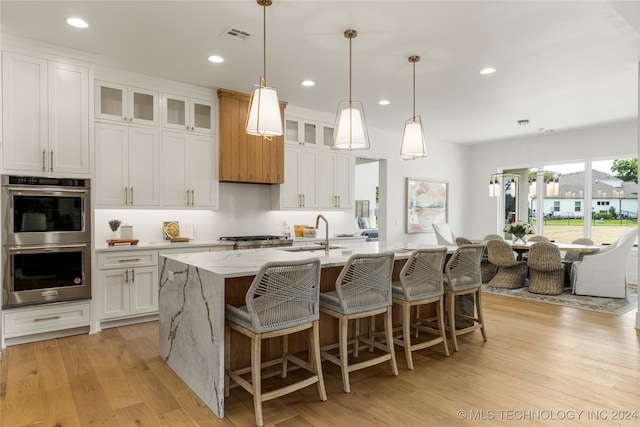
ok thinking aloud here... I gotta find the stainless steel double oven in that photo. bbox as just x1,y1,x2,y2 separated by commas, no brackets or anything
2,175,91,308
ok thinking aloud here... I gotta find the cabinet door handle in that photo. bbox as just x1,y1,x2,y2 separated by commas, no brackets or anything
131,269,135,283
191,189,195,206
302,194,305,207
124,187,129,204
50,150,54,172
130,187,134,205
42,149,46,172
34,315,61,322
338,195,341,208
186,189,190,205
125,269,129,283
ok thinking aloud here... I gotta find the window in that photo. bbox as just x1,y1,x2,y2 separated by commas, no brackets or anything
575,201,581,212
553,201,560,212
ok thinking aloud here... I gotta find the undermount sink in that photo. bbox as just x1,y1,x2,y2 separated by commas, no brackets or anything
280,245,344,252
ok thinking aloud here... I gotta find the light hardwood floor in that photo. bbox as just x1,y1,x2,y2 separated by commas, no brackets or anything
1,294,639,427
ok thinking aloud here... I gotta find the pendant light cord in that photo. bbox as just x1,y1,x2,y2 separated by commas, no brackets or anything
263,2,267,84
412,59,416,120
349,33,352,104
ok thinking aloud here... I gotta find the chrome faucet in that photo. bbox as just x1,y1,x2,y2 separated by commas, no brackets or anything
315,214,329,254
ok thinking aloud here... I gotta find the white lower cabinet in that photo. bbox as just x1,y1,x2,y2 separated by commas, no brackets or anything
97,250,159,321
2,301,91,343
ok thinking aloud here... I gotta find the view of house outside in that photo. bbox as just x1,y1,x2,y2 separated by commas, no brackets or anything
527,159,638,244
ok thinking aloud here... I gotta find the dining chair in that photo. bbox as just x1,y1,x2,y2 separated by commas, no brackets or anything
486,239,527,288
455,236,473,245
319,252,398,393
480,234,503,283
391,247,449,370
433,222,457,246
562,237,594,283
572,227,636,298
443,244,487,352
225,258,326,427
528,235,550,243
527,242,565,295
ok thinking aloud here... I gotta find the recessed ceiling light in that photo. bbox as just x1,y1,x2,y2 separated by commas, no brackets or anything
301,80,315,87
378,100,390,106
480,67,496,75
208,55,224,64
66,17,89,29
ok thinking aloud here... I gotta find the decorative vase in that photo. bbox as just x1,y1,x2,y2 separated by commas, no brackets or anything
512,234,527,244
110,230,119,239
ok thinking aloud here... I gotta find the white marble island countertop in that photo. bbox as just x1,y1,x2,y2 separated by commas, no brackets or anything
159,241,455,278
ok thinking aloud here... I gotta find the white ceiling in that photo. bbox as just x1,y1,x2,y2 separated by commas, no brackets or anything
2,1,639,144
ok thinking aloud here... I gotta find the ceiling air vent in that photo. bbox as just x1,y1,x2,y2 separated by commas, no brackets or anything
224,26,251,40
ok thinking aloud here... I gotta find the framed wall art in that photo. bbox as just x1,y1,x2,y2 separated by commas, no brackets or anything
406,178,448,233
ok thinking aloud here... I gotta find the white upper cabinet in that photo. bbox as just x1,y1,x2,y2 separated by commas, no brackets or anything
95,122,159,207
285,117,318,147
2,52,90,176
276,146,318,209
162,93,215,134
318,151,354,209
161,131,218,208
95,80,158,126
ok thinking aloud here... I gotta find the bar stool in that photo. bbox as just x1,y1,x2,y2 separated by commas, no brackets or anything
443,244,487,352
319,252,398,393
225,258,326,427
391,247,449,370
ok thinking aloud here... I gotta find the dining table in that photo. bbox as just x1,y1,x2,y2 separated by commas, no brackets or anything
509,241,601,261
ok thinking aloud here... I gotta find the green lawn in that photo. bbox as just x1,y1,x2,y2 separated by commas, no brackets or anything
532,219,637,227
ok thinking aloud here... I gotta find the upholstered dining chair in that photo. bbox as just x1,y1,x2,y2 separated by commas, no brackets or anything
572,227,636,298
391,247,449,370
443,244,487,352
527,242,565,295
225,258,326,427
433,222,457,246
486,239,527,289
319,252,398,393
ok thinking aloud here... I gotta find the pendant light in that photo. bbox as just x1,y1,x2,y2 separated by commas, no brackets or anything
246,0,282,138
332,29,370,150
400,55,426,160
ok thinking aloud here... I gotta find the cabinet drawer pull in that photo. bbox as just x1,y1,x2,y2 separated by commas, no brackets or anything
50,150,54,172
34,315,61,322
118,258,141,262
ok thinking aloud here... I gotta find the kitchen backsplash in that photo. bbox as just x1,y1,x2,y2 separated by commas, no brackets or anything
94,183,356,244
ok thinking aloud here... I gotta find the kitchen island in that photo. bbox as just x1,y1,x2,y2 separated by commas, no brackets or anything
158,241,455,418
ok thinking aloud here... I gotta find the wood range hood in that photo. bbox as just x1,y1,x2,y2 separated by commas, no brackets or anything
217,88,287,185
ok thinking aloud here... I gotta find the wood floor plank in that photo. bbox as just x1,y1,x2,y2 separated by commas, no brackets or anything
1,294,639,427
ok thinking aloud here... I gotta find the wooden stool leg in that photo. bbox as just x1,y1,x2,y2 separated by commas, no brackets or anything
437,296,450,356
476,289,488,342
368,315,375,352
311,321,327,401
339,315,351,393
448,292,459,352
384,307,399,376
414,305,420,338
251,334,263,427
402,302,414,370
281,335,288,378
353,318,360,358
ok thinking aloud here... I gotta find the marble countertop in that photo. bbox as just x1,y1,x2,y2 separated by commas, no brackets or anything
160,241,455,279
95,240,234,252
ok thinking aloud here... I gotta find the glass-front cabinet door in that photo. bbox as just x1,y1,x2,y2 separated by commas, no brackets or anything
95,81,158,126
162,94,214,133
285,117,318,147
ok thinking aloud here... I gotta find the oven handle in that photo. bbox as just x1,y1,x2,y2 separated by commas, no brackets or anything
7,244,88,254
6,187,89,195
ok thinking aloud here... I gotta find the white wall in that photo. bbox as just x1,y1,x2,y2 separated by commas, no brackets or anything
355,161,379,226
467,118,638,240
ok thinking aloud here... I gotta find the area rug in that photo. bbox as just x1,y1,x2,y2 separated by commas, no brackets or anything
482,284,638,315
